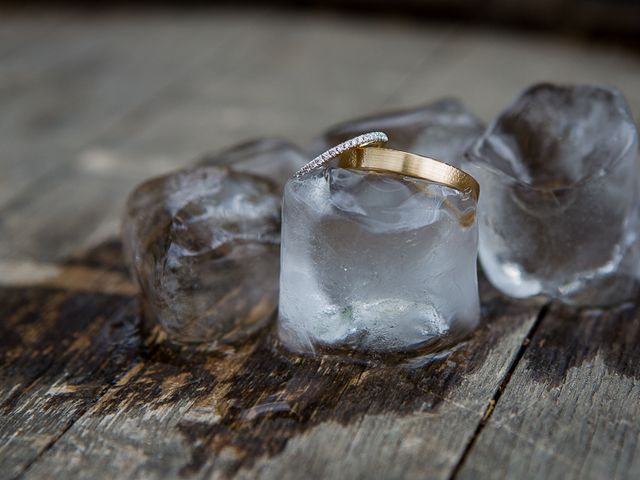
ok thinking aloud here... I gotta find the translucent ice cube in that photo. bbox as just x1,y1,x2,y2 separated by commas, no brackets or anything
317,99,484,168
199,137,308,192
466,83,640,305
278,168,480,354
123,166,281,345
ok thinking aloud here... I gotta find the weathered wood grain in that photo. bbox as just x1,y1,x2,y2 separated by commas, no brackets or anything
90,14,453,161
392,29,640,121
0,13,61,59
0,242,542,480
456,302,640,480
0,11,261,210
0,265,139,478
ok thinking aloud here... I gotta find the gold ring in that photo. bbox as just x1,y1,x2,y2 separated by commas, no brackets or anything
338,147,480,201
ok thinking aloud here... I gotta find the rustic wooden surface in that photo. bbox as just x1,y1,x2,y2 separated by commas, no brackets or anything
1,8,639,480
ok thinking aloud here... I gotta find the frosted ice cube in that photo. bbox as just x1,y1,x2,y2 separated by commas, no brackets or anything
466,83,640,306
199,137,308,191
278,168,480,354
316,99,484,168
123,166,281,345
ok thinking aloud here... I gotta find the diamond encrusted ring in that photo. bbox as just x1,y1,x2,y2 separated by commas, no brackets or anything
294,131,388,178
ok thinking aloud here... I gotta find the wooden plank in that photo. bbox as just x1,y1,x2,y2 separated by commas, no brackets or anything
0,245,139,479
0,11,255,209
0,13,61,58
91,14,453,161
456,302,640,480
0,167,141,262
5,239,541,479
0,14,453,263
393,29,640,121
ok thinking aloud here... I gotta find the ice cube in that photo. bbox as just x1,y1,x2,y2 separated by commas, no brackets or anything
123,166,281,345
199,137,308,192
316,99,484,168
278,168,480,354
466,83,640,306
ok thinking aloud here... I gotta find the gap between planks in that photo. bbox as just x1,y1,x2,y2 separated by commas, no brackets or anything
448,303,551,480
15,380,118,479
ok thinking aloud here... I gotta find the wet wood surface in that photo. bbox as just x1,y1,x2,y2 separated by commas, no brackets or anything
1,8,639,480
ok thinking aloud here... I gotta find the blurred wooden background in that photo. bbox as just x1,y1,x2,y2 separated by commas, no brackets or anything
1,7,639,264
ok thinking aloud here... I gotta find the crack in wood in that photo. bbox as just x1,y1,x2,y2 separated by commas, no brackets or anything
14,379,118,480
448,303,550,480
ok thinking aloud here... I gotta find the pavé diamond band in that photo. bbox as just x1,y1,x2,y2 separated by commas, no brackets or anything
294,132,388,178
339,147,480,201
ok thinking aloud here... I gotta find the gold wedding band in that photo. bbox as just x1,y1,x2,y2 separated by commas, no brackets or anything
338,147,480,201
